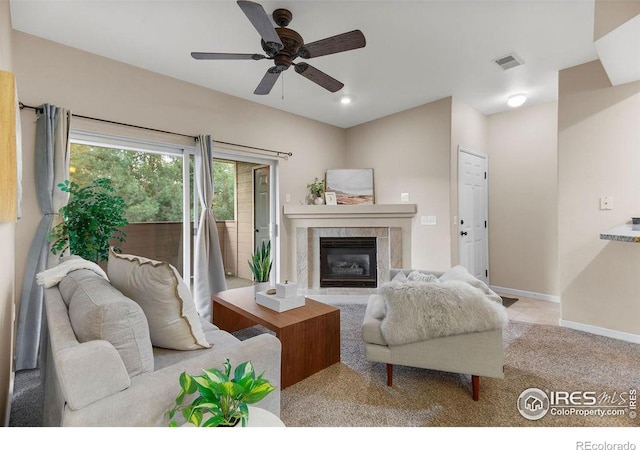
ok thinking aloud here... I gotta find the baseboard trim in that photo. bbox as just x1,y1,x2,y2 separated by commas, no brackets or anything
560,319,640,344
489,285,560,303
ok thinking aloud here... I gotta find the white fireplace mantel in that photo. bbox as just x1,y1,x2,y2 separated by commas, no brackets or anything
283,204,416,289
283,204,417,219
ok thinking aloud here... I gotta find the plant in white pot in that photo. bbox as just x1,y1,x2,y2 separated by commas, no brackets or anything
307,177,325,205
168,359,276,427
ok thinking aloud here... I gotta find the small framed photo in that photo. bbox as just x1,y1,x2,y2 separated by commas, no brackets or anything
325,191,337,205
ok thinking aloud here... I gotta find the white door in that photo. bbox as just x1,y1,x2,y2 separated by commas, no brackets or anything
458,148,489,283
253,166,270,251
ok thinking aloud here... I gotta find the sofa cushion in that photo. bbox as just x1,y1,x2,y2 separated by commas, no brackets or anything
66,270,154,376
107,248,211,351
439,265,503,303
407,271,439,283
153,330,240,371
59,268,109,307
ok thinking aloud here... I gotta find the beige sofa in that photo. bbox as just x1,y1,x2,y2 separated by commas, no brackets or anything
361,268,505,401
43,269,281,426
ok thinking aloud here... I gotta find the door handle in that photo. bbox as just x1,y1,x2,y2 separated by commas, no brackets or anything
255,229,259,233
460,231,468,236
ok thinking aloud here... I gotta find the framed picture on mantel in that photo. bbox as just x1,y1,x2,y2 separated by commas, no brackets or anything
324,191,337,205
325,169,374,205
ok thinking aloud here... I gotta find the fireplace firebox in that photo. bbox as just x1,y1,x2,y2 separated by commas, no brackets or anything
319,237,377,288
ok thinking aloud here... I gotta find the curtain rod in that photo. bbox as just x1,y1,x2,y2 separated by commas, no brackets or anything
18,102,293,160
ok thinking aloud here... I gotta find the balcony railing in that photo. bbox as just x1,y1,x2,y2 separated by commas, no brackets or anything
112,221,238,277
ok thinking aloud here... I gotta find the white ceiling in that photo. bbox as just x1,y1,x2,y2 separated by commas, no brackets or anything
9,0,599,128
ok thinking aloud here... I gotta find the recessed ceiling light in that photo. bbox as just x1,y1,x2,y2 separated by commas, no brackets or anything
507,93,527,108
340,96,352,105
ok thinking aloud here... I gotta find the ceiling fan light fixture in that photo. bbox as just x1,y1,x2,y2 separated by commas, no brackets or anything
194,1,366,96
507,93,527,108
340,96,352,105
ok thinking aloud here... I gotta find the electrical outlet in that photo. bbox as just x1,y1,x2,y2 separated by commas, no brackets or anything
600,196,614,210
401,193,409,202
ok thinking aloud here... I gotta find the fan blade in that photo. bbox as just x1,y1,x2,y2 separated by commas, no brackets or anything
298,30,366,59
254,67,282,95
237,1,283,54
191,52,265,60
294,63,344,93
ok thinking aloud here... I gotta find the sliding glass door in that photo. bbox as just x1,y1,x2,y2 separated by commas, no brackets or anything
69,131,195,282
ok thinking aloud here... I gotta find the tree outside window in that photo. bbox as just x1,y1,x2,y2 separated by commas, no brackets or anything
212,160,235,221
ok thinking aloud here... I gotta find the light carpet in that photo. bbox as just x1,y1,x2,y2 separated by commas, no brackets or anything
233,303,640,427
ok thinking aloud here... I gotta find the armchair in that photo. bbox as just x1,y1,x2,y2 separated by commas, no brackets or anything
361,267,506,401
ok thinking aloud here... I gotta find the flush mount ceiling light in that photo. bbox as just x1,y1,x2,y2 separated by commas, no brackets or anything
340,96,352,105
507,93,527,108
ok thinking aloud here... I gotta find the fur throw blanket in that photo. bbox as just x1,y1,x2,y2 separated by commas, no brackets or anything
36,255,109,288
380,280,508,345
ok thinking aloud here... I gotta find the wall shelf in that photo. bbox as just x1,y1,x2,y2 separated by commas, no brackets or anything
600,224,640,243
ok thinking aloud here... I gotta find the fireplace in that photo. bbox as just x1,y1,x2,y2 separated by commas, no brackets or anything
319,237,377,288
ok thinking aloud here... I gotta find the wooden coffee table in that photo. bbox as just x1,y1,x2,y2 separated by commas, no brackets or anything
211,286,340,388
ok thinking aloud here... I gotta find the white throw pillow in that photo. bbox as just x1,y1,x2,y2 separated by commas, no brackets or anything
107,248,211,350
391,271,408,283
438,265,478,283
407,270,439,283
439,265,502,303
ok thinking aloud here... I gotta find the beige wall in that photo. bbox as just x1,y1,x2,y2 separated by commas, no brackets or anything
487,101,559,297
450,98,488,267
0,0,15,427
345,97,453,271
594,0,640,41
12,31,347,297
558,59,640,335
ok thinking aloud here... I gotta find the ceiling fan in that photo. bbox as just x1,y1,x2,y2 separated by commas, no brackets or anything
191,0,366,95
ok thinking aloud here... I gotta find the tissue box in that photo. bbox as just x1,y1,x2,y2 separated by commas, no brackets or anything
256,291,305,312
276,281,298,299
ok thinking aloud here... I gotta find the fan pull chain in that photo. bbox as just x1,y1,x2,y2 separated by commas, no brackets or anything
281,72,285,100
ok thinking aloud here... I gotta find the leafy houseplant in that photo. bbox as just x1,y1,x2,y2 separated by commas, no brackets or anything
307,177,325,199
248,240,272,283
168,359,276,427
48,178,129,263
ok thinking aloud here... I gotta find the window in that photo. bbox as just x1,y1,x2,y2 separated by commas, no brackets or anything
213,159,236,221
71,143,185,223
69,137,193,281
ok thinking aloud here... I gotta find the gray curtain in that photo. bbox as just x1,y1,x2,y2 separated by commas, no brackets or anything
15,104,71,371
193,135,227,321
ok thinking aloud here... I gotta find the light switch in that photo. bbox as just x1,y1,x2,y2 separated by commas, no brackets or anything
401,193,409,202
285,194,291,202
420,215,437,225
600,196,614,210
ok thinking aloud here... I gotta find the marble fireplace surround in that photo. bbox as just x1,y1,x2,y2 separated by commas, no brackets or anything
283,204,417,290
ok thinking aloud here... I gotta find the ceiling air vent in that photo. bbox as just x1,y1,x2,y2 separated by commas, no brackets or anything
493,53,524,71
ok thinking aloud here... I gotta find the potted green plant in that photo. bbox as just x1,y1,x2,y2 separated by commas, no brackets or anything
48,178,129,263
307,177,325,205
248,240,272,285
168,359,276,427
